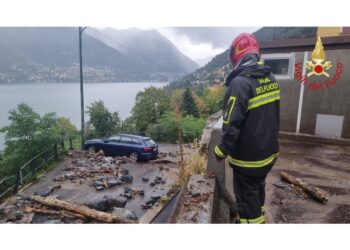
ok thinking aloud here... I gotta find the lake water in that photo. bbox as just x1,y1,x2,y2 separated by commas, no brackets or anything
0,82,168,150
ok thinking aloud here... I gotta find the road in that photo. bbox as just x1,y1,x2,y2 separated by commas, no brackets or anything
20,144,180,222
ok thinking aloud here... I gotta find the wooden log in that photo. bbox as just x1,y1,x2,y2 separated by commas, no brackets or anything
31,195,135,223
25,206,86,220
280,171,328,203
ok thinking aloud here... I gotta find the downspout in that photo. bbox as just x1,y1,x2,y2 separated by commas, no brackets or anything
296,51,308,133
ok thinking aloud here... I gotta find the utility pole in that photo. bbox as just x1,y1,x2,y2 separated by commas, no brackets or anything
79,27,87,149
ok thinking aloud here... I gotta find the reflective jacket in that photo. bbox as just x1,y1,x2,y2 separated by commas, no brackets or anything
214,62,280,174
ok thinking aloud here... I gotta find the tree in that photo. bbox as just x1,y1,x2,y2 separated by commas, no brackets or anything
0,103,60,176
203,85,225,114
130,86,171,132
181,115,206,142
56,117,78,139
181,87,199,117
86,100,121,138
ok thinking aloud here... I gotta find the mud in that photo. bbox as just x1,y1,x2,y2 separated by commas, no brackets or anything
266,139,350,224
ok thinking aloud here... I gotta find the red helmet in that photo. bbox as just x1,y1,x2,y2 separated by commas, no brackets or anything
228,33,260,68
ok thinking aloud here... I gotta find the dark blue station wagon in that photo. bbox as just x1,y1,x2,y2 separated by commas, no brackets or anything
84,133,159,161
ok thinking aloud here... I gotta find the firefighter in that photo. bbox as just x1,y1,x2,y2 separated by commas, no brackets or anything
214,33,280,224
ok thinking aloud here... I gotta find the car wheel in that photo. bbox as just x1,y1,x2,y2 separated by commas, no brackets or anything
88,145,96,153
129,151,139,162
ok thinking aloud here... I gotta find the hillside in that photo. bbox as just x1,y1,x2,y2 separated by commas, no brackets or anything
168,27,317,89
86,28,199,76
0,27,199,83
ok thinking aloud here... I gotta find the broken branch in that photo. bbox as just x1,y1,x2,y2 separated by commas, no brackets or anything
280,171,328,203
31,195,136,223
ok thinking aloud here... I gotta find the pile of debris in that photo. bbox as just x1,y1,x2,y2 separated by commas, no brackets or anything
0,194,138,224
54,150,136,192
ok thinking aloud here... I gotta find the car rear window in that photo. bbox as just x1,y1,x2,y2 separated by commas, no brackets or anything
144,139,156,146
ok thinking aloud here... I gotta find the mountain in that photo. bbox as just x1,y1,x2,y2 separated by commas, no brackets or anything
86,28,199,76
168,27,317,89
0,27,199,83
195,56,214,66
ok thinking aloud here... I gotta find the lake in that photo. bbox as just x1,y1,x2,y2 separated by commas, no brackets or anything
0,82,168,150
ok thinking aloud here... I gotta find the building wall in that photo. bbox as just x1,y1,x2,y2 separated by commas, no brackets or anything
300,49,350,138
264,48,350,139
278,52,304,132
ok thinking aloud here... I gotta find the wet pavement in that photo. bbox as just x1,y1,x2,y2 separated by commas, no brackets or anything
15,144,180,222
265,138,350,223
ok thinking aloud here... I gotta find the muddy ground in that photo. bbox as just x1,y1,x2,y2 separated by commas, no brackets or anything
0,144,180,223
265,139,350,223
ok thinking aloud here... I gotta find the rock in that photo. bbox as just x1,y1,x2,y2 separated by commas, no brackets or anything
53,175,66,182
161,179,166,184
158,152,167,158
65,172,76,180
112,207,138,221
104,157,113,163
191,192,201,198
108,178,122,187
144,196,161,208
168,152,176,157
150,182,156,187
158,165,164,171
121,175,133,184
6,211,23,222
141,203,152,209
95,186,104,191
34,185,61,197
154,179,160,184
142,177,149,182
85,195,127,211
139,190,145,196
156,176,162,181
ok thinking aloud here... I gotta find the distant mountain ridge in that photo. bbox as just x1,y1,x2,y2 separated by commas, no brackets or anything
168,27,317,89
0,27,199,83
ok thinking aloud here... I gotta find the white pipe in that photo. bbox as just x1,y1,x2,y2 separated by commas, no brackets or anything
296,51,308,133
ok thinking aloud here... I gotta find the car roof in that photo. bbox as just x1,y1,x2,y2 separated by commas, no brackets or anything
116,133,150,140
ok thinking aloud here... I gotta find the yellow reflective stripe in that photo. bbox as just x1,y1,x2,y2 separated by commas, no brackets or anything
261,206,265,212
256,60,264,65
249,89,280,103
248,96,280,110
214,146,226,158
223,96,236,124
228,153,279,168
240,215,265,224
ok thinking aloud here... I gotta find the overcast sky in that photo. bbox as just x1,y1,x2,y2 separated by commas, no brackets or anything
157,27,260,61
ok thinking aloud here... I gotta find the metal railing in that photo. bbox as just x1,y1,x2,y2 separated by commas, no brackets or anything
0,137,79,200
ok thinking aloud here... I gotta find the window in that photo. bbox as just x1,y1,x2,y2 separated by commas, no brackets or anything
109,135,121,142
144,139,156,146
131,138,142,145
261,53,295,80
120,136,133,144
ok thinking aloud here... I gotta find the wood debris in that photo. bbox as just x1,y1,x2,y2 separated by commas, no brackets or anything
280,171,328,203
